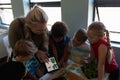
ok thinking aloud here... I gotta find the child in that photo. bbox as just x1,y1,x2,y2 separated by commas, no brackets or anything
70,28,90,65
49,21,70,68
13,39,40,80
0,61,26,80
87,21,119,80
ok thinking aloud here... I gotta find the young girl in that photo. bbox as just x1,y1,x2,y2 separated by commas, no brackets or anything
70,28,90,65
13,39,40,80
87,21,119,80
49,21,70,68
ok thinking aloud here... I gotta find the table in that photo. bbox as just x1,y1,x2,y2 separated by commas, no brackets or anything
39,60,109,80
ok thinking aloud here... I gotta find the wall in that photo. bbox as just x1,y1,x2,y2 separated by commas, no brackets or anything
11,0,30,18
61,0,94,37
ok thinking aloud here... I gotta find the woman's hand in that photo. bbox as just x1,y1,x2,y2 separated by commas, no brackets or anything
36,50,49,63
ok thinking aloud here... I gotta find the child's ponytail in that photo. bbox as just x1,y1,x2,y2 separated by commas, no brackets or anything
105,29,112,64
105,29,111,48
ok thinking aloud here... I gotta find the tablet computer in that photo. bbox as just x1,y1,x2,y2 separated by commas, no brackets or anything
45,57,59,72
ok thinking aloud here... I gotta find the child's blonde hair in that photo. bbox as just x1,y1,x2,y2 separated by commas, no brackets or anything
88,22,110,46
14,39,38,57
87,22,106,37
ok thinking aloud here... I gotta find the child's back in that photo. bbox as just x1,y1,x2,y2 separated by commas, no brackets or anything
70,28,90,64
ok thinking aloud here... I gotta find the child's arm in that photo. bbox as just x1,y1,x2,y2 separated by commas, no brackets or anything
35,68,44,78
88,46,95,62
98,44,107,80
59,43,70,67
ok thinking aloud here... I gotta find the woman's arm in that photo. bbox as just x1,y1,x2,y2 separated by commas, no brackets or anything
36,50,49,63
98,44,107,80
8,18,25,49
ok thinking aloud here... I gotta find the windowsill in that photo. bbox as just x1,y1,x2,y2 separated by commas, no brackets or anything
111,42,120,48
0,24,9,29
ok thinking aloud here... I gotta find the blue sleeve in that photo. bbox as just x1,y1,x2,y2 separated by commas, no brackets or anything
25,56,40,76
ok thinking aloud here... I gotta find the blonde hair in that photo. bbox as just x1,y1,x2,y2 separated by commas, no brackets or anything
24,5,48,39
88,21,106,37
88,22,110,45
14,39,38,57
25,5,48,26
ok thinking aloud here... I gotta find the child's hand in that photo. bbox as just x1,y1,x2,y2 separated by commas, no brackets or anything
62,61,68,67
32,76,39,80
58,61,68,68
80,59,88,65
35,68,44,78
25,71,39,80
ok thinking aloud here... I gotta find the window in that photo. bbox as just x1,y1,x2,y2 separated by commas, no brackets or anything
29,0,61,31
0,0,13,25
94,0,120,43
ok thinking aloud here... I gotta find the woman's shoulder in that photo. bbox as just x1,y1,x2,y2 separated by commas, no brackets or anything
10,17,25,28
9,17,25,33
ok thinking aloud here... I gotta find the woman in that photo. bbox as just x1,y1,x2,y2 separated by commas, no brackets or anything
8,5,49,63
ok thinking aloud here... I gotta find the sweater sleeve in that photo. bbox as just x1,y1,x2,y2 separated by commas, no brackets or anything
8,18,25,49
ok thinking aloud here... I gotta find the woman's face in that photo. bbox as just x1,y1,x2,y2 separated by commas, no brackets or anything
29,23,47,35
87,30,99,44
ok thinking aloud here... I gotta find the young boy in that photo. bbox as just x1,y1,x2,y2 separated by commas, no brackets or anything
70,28,90,65
49,21,70,68
13,39,40,80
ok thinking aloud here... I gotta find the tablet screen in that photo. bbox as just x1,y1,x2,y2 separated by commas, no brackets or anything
45,57,59,72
